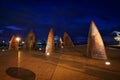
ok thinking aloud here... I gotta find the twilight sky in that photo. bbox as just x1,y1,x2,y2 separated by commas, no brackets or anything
0,0,120,42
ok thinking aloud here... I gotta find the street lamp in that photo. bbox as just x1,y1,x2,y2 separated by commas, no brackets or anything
16,37,21,42
16,37,21,49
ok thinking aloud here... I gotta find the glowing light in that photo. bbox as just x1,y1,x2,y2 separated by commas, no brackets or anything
46,52,50,56
60,37,63,43
114,36,120,41
105,61,111,66
2,49,5,52
2,41,5,43
61,46,64,48
39,48,42,50
16,37,21,42
22,41,24,44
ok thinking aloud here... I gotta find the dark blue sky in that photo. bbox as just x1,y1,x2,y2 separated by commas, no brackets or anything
0,0,120,42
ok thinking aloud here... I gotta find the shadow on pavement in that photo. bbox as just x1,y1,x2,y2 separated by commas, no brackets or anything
6,67,36,80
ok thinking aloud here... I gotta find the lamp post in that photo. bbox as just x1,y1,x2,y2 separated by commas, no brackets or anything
16,37,21,49
16,37,21,42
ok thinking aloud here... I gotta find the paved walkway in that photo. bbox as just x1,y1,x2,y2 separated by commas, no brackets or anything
0,50,120,80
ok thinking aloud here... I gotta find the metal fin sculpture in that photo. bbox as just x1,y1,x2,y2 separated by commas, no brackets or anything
63,32,74,47
87,21,107,60
45,28,54,54
9,35,18,50
24,30,36,50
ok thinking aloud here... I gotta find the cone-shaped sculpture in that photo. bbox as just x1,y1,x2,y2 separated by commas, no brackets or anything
63,32,74,47
24,30,36,50
45,28,54,54
87,21,107,60
9,35,18,50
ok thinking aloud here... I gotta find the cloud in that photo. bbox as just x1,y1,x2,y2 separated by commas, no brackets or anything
5,26,24,30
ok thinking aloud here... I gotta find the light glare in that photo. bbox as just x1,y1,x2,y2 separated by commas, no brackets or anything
16,37,21,42
39,48,42,50
22,41,24,44
105,61,111,65
2,49,5,52
46,52,50,56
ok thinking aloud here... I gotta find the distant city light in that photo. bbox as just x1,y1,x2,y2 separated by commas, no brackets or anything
114,36,120,45
2,49,5,52
105,61,111,66
113,31,120,45
22,41,24,44
2,41,5,43
39,48,42,50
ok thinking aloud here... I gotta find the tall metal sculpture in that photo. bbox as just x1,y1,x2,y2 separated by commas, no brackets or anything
9,35,18,50
45,28,54,54
24,30,36,50
63,32,74,47
87,21,107,60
